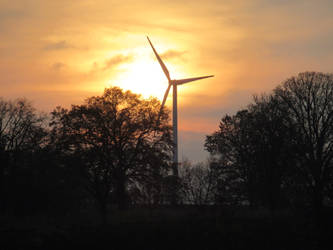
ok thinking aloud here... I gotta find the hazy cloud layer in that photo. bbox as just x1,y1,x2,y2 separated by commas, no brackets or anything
103,55,133,71
161,50,187,61
52,62,66,71
43,41,74,51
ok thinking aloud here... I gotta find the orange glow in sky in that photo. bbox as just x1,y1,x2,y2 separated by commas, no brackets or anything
1,0,333,162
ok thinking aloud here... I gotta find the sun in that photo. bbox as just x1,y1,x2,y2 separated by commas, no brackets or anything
106,41,187,103
109,56,169,101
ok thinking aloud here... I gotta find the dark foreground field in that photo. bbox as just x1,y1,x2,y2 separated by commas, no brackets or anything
1,206,332,250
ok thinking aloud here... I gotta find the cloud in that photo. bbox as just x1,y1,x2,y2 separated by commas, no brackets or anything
161,50,187,61
52,62,66,71
43,40,74,51
103,54,133,71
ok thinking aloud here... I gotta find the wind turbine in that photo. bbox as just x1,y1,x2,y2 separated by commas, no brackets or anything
147,36,214,177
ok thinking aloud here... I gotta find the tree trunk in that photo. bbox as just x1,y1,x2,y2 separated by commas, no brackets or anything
115,176,129,210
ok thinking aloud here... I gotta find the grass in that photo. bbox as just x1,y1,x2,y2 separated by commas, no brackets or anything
1,206,332,250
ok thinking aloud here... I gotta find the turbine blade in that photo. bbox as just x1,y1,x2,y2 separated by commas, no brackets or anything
147,36,171,82
173,75,214,85
161,83,172,111
157,83,172,122
157,83,172,124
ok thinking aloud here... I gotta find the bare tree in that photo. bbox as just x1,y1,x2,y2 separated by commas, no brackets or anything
274,72,333,214
0,98,47,213
0,98,46,152
179,160,217,205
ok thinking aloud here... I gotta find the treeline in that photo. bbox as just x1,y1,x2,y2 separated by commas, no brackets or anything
204,71,333,216
0,88,174,221
1,71,333,222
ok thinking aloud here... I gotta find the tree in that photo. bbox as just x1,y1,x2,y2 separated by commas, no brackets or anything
274,72,333,214
206,71,333,214
179,160,217,205
205,96,292,208
205,110,256,206
0,98,47,214
0,98,46,155
50,87,173,220
246,95,293,209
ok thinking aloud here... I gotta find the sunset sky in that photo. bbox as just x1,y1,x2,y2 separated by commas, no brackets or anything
1,0,333,162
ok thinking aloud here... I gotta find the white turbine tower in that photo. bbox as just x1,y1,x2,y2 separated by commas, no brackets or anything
147,36,214,177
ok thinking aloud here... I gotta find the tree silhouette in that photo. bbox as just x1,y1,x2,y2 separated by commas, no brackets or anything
0,98,47,214
206,71,333,213
50,87,173,220
274,72,333,215
205,110,255,206
179,160,217,205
